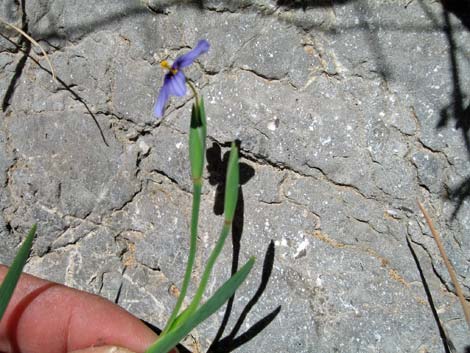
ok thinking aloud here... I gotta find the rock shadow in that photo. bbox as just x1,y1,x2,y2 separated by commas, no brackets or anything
441,0,470,30
28,0,361,43
276,0,352,11
435,2,470,219
351,0,391,80
1,0,30,112
29,4,149,42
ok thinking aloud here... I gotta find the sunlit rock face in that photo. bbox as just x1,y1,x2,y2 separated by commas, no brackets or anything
1,1,469,352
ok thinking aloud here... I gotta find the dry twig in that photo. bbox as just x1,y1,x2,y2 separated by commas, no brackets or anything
0,17,56,81
417,200,470,330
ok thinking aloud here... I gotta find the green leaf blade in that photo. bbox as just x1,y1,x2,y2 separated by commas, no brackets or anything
146,257,255,353
0,224,37,322
198,96,207,143
189,102,205,182
224,143,239,223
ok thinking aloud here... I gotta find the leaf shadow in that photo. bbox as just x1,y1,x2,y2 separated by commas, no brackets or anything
207,240,280,353
206,141,280,353
142,141,279,353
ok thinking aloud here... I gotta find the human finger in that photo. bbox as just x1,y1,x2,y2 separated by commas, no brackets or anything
0,266,176,353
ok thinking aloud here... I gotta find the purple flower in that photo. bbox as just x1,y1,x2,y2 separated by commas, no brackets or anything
153,40,210,118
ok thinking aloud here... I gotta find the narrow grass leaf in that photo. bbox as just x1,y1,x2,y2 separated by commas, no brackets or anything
224,143,239,222
177,223,231,324
198,96,207,143
162,182,203,336
0,224,37,322
173,143,240,324
146,257,255,353
189,103,205,181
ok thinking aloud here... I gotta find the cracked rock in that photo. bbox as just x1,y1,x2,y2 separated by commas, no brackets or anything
412,151,447,194
1,1,470,352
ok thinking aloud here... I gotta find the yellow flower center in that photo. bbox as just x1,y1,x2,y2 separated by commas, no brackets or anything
160,60,178,74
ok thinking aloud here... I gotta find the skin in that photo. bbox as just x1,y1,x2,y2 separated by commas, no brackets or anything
0,266,178,353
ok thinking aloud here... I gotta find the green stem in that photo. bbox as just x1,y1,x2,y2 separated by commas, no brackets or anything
162,181,202,335
174,219,232,325
187,80,199,103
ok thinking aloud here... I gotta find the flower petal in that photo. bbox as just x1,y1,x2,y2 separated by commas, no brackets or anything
167,71,187,97
153,80,170,118
173,40,210,69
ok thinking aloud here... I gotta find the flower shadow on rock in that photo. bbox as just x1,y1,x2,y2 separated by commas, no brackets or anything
206,141,254,216
206,141,255,276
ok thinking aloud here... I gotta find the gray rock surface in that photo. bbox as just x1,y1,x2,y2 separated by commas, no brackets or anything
1,0,470,352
